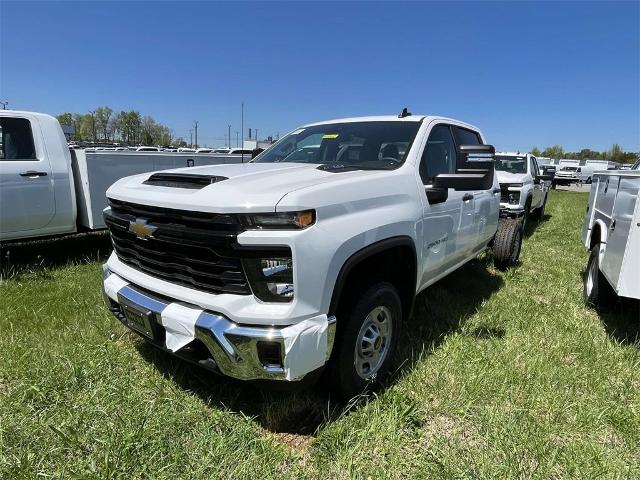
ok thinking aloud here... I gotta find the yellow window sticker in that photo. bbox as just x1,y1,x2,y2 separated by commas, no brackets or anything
322,133,339,139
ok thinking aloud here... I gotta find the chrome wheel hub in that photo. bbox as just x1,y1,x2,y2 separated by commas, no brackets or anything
354,306,393,379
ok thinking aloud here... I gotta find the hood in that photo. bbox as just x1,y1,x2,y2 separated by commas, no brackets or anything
496,171,527,184
106,162,381,213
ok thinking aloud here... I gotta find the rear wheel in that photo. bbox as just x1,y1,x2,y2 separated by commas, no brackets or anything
493,219,523,271
584,243,615,309
328,282,401,400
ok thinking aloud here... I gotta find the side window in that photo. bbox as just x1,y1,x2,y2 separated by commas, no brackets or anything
531,157,539,177
419,124,456,184
0,118,37,160
451,126,482,168
452,126,482,146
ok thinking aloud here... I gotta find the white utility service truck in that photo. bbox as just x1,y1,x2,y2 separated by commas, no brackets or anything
102,111,523,398
494,152,550,229
0,110,243,242
582,160,640,309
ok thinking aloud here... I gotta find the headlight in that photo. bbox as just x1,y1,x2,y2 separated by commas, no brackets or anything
239,210,315,230
243,253,294,302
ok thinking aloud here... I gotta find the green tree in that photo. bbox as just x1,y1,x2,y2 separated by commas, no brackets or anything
531,147,541,156
542,145,564,159
94,107,113,141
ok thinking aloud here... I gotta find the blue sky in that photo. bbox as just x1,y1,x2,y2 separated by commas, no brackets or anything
1,1,638,151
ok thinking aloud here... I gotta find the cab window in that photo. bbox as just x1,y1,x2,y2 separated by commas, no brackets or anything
452,126,482,146
419,124,456,184
0,117,37,160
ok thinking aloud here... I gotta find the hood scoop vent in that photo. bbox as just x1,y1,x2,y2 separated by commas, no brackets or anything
143,173,228,189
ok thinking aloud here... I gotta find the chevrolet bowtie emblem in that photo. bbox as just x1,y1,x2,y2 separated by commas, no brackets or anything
128,218,157,240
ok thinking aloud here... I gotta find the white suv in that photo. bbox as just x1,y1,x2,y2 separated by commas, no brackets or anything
495,152,550,229
102,112,522,398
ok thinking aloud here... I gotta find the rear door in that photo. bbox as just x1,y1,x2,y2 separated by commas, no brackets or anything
0,115,55,234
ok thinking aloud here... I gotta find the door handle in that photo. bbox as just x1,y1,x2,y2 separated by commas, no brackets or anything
610,220,616,232
462,193,474,202
19,171,48,177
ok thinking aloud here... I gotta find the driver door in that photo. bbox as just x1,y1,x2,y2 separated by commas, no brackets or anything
418,123,469,286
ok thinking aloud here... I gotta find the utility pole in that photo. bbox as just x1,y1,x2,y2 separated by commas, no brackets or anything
227,124,231,148
193,121,199,149
0,101,8,110
241,102,244,163
189,129,193,147
235,131,239,148
255,129,258,143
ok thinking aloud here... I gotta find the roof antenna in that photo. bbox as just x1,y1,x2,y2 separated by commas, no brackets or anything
398,107,411,118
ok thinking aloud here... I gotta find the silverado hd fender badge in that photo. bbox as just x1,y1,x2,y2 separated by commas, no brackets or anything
129,218,158,240
427,234,448,253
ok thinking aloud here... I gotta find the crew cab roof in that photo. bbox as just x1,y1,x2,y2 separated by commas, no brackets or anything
301,114,481,133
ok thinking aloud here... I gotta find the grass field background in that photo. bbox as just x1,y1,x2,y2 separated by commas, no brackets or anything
1,191,638,479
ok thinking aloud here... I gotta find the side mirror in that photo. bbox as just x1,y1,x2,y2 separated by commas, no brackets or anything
433,144,496,191
538,174,554,181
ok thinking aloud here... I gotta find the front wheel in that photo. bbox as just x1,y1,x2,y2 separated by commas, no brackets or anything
328,282,401,400
493,219,523,271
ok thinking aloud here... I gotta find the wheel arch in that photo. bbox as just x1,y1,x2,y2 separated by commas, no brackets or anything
328,236,418,323
589,220,607,250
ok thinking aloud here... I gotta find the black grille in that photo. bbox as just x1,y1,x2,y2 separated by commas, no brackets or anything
105,198,251,295
500,186,510,203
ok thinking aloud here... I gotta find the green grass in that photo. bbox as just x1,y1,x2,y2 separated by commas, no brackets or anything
1,191,639,479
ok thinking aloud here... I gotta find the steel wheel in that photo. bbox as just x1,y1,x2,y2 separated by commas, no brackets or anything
354,306,393,379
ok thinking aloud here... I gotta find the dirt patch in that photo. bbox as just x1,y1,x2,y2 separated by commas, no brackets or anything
269,431,314,452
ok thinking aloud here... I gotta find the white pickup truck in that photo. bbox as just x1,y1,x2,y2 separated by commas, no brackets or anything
582,160,640,309
0,110,242,242
102,112,523,398
494,152,550,229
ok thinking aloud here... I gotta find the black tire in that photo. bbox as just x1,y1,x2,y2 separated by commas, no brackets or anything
493,219,523,271
328,282,401,400
530,193,547,221
583,243,615,309
586,177,592,184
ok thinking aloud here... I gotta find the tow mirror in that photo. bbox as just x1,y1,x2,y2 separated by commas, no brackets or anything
538,173,554,181
433,144,495,191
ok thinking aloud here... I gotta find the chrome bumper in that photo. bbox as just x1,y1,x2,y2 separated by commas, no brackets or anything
103,277,336,382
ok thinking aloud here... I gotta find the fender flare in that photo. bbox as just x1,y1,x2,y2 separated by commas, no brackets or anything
328,235,417,317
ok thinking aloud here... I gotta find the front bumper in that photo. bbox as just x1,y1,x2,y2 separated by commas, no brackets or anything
103,269,336,382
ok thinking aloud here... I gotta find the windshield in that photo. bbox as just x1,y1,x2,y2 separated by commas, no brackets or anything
253,121,421,170
495,156,527,174
561,166,578,171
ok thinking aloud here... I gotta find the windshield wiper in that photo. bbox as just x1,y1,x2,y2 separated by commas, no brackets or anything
317,162,398,172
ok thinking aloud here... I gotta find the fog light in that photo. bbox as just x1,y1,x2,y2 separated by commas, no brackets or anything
508,192,520,205
257,341,283,368
243,255,294,302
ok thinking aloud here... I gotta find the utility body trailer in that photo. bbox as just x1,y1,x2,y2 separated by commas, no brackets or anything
582,164,640,307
